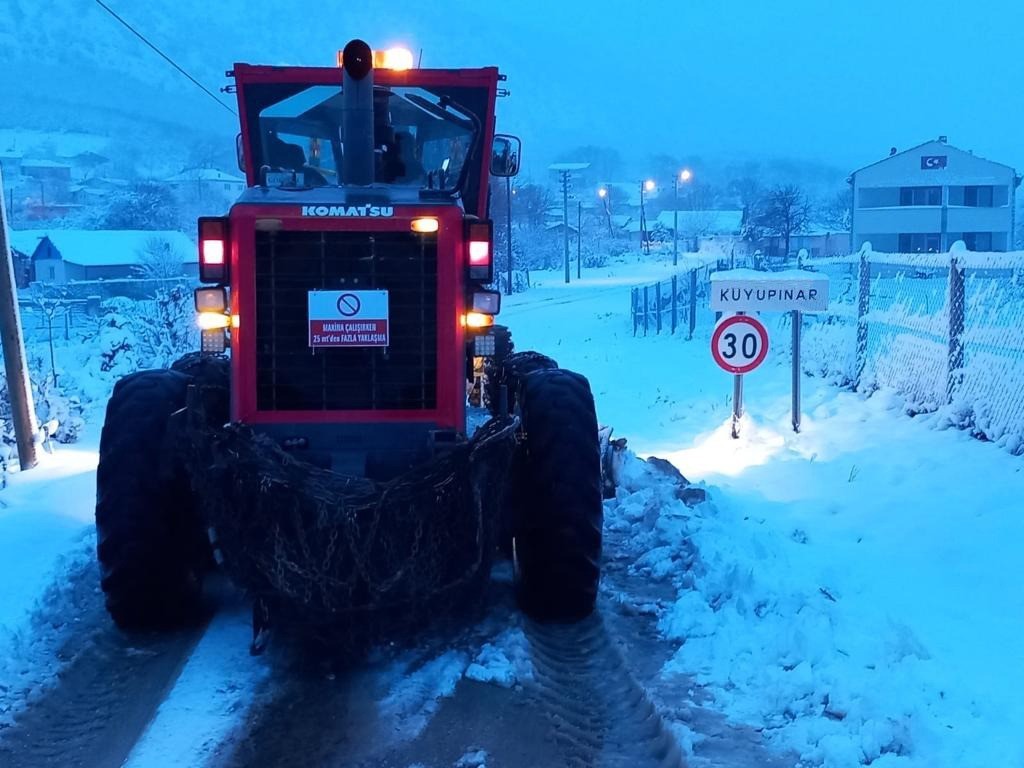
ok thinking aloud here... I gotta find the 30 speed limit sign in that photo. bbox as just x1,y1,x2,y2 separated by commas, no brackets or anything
711,314,769,374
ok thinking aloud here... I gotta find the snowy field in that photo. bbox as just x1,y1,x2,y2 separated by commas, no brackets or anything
1,250,1021,766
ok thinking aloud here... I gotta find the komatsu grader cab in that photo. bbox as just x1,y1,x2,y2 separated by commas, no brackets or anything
95,41,604,646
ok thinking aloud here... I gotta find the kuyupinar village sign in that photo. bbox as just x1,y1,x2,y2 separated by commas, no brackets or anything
710,270,830,438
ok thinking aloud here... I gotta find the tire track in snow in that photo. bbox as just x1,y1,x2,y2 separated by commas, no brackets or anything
0,568,215,768
524,612,685,768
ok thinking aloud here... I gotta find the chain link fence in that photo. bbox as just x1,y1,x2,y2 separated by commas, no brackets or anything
803,246,1024,454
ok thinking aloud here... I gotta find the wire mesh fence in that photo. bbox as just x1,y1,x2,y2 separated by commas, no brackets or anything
627,247,1024,454
804,247,1024,454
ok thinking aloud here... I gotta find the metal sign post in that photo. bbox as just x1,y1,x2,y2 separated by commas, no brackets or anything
791,309,802,433
711,312,769,439
732,370,744,439
710,270,829,439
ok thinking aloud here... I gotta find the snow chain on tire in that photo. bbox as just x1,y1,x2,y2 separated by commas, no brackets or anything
95,370,210,629
513,368,603,621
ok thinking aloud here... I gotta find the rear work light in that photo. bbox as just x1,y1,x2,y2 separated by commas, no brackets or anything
198,217,229,283
472,290,501,315
465,220,493,283
194,286,227,312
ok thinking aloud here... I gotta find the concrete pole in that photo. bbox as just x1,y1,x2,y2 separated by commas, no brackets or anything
0,167,38,470
562,171,570,283
673,179,679,267
577,200,582,279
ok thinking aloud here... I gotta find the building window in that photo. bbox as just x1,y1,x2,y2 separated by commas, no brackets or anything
898,233,942,253
963,232,993,251
47,266,55,280
963,186,994,207
899,186,942,206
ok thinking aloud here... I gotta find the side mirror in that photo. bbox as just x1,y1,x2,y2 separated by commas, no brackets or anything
236,133,245,174
490,134,521,178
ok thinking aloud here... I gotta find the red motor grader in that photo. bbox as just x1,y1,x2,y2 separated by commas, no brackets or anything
94,41,603,644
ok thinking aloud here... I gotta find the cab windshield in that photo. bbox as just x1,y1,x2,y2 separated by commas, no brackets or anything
255,84,478,193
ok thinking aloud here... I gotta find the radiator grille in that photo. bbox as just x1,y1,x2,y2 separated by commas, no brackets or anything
254,230,438,411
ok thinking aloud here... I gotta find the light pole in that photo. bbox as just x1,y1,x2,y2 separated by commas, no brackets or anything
673,168,693,267
598,187,613,236
640,179,655,255
576,199,582,279
505,176,513,294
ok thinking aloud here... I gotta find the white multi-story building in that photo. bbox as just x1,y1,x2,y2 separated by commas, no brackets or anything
849,137,1020,252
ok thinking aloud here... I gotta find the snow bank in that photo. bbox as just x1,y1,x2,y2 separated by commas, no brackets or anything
605,402,1024,767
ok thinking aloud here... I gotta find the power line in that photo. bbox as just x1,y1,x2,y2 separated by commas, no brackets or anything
92,0,236,116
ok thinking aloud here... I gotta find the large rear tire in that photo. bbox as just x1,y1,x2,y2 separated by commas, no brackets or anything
95,370,208,630
487,348,558,417
513,368,603,621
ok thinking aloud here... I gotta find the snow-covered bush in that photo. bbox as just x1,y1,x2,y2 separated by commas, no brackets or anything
132,285,197,368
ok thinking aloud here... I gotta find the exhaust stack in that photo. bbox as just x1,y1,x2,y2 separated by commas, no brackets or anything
341,39,375,186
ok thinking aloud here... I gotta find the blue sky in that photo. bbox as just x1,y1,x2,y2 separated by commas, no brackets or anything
292,0,1022,175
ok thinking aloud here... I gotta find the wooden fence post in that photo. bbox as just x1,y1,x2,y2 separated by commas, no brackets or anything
643,285,649,336
655,281,662,334
671,275,678,334
688,269,698,340
631,287,638,337
947,256,965,402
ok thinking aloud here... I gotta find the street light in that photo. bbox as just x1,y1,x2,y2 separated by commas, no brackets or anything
673,169,694,267
598,187,612,236
640,179,655,255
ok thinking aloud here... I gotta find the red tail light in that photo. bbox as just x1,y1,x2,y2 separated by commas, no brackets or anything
198,217,229,283
465,220,493,283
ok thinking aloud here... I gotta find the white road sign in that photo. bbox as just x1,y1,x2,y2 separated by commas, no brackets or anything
711,269,829,313
308,290,389,348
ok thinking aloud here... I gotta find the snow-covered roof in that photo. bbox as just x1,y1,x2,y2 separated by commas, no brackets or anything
21,159,72,169
655,210,743,235
548,162,591,172
850,139,1016,176
796,223,850,237
8,230,197,267
0,149,23,160
165,168,246,183
544,221,579,233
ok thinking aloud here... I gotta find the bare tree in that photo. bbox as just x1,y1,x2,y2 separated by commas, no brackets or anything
757,184,811,256
135,236,184,280
818,188,853,233
513,184,554,230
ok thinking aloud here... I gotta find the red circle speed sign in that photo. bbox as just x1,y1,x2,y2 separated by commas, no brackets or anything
711,315,769,374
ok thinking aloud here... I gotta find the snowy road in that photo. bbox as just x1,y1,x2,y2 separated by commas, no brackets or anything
1,254,1022,767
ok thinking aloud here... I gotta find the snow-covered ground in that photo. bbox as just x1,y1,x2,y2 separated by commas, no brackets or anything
1,249,1021,766
504,254,1024,767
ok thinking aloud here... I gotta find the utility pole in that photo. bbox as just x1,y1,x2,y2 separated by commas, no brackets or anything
560,170,571,283
673,178,679,267
674,169,693,268
0,167,38,470
639,179,655,255
639,181,648,255
505,176,514,294
577,200,582,279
